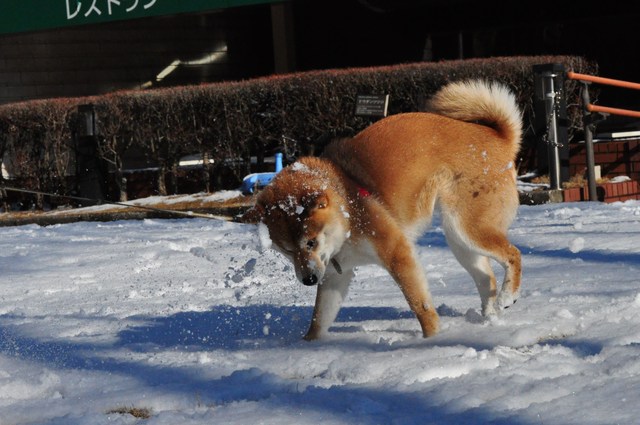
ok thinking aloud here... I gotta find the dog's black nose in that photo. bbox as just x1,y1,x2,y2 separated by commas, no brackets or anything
302,274,318,286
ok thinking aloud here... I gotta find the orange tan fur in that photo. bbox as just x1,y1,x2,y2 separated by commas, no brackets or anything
243,80,523,340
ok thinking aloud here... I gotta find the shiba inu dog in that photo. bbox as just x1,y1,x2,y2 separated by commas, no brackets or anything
243,80,522,340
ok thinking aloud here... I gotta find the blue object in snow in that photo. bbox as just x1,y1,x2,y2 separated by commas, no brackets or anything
241,152,283,194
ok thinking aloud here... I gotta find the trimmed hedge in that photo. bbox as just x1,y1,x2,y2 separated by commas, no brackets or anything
0,55,597,206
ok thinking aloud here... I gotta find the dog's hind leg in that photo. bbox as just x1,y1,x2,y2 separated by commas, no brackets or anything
304,269,354,340
444,227,498,316
472,232,521,310
492,240,522,310
444,214,521,311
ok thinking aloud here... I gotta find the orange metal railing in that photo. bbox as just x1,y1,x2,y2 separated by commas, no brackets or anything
567,71,640,118
566,71,640,200
566,71,640,90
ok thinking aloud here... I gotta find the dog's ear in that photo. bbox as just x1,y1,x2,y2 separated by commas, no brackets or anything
239,204,265,224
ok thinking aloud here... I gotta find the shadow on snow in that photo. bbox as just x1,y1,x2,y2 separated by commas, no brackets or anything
0,305,541,425
117,305,415,350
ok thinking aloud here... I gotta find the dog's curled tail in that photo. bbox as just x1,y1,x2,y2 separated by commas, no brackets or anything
426,80,522,153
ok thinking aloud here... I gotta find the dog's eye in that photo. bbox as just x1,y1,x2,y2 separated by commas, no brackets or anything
306,239,317,251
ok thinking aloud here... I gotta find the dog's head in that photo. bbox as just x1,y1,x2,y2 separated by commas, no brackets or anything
242,160,349,286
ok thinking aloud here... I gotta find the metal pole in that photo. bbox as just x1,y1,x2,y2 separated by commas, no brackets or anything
581,83,599,201
545,73,562,190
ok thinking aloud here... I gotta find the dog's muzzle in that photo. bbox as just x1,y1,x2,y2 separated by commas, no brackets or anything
301,258,342,286
302,274,319,286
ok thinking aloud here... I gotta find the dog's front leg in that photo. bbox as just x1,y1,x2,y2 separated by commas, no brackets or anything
304,269,354,340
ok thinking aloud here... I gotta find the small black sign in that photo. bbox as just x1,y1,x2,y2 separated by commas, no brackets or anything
355,94,390,117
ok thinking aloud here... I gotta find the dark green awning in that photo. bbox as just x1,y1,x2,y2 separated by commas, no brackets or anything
0,0,282,35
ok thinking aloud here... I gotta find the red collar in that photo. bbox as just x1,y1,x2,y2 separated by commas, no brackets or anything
357,187,371,197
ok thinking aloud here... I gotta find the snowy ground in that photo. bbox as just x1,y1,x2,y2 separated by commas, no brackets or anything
1,197,640,425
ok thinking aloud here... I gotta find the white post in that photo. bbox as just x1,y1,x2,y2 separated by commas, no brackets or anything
544,73,562,191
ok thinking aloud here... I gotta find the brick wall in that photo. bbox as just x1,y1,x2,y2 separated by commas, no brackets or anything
563,180,640,203
567,139,640,202
569,140,640,182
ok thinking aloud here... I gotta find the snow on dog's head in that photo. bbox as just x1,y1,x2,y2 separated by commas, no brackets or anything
241,157,350,286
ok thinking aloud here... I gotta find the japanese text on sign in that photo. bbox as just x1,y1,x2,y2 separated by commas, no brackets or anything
65,0,158,20
355,94,390,117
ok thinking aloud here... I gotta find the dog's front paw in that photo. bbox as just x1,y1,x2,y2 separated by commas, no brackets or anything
496,290,519,310
303,327,323,341
303,333,318,341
